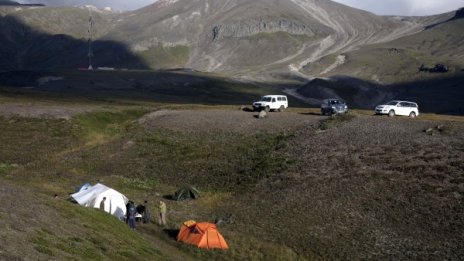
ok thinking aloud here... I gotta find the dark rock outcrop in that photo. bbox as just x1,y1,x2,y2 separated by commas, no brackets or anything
211,19,315,41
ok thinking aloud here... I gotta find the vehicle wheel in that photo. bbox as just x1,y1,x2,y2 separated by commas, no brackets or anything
279,105,285,112
388,110,395,117
264,106,270,113
409,111,416,118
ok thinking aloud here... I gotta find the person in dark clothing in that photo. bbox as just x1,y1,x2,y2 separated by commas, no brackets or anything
136,204,145,223
127,201,136,230
99,197,106,211
142,200,151,224
125,201,130,224
135,200,151,224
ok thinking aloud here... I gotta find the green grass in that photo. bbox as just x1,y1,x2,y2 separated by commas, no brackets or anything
0,162,18,175
75,109,148,141
0,105,300,260
138,45,190,69
0,116,76,165
119,130,293,191
28,201,164,261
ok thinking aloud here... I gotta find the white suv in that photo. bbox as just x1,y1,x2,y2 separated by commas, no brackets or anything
375,100,419,118
252,95,288,112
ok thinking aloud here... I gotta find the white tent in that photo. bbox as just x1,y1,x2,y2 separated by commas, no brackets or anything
71,183,128,220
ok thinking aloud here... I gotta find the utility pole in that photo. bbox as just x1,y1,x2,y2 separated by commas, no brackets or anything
87,7,94,70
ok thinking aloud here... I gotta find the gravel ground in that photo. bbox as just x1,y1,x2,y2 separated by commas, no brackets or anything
139,109,321,134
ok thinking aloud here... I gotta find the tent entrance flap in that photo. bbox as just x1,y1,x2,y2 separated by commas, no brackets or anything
174,186,200,201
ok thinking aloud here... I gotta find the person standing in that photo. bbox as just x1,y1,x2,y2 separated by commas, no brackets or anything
99,197,106,211
127,201,136,230
158,200,167,226
142,200,151,224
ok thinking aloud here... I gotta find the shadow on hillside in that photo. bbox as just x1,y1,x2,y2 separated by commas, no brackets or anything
0,69,310,107
163,229,180,240
0,15,149,70
388,74,464,115
298,74,464,115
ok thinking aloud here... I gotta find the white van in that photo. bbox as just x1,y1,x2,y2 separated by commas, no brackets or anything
252,95,288,112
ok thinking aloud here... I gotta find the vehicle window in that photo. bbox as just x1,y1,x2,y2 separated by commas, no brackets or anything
283,97,287,101
272,98,276,102
411,103,417,108
278,97,282,101
387,101,398,106
262,97,271,102
399,102,409,107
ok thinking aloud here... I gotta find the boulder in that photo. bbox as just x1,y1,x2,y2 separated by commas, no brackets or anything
258,110,267,119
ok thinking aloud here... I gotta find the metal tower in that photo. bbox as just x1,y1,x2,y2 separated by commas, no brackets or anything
87,8,94,70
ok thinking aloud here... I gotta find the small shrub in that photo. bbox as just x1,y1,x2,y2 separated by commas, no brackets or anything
0,163,18,175
318,113,356,130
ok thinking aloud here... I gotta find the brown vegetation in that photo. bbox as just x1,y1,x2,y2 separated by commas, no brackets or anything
0,104,463,260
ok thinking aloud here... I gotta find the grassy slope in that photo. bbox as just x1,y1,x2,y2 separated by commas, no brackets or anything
0,6,114,39
1,85,463,260
137,45,190,69
0,104,298,260
0,111,169,261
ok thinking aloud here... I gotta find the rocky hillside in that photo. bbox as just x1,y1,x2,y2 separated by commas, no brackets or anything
0,6,148,70
107,0,454,77
294,9,464,113
0,1,459,75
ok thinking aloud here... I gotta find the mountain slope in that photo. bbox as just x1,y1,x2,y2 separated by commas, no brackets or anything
292,11,464,113
0,0,460,81
0,6,149,70
305,10,464,84
107,0,442,77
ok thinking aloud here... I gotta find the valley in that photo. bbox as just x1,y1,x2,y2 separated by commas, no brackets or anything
0,0,463,260
1,90,463,259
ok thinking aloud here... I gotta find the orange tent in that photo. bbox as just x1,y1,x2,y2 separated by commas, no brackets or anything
177,220,229,250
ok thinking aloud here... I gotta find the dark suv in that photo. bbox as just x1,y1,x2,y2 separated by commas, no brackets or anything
321,99,348,115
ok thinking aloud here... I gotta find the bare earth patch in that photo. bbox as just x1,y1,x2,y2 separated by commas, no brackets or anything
139,109,321,134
